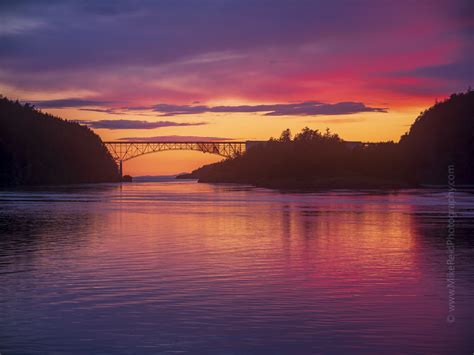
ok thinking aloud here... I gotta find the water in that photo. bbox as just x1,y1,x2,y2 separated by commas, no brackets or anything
1,181,473,354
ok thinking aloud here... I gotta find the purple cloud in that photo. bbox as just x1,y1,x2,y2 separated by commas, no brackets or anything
77,120,207,130
79,108,122,114
135,101,387,116
263,102,387,116
31,98,112,108
118,135,234,142
394,60,474,82
31,98,387,117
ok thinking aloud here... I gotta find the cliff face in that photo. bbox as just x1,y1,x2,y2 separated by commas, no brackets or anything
0,97,120,185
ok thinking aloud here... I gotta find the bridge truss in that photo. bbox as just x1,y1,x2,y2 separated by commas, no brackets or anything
103,141,246,176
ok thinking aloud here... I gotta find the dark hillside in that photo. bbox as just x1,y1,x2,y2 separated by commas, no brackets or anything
399,91,474,184
0,96,120,185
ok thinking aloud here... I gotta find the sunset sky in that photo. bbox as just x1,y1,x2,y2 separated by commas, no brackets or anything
1,0,472,175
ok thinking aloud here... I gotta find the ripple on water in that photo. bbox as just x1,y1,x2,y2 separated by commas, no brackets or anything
0,182,474,353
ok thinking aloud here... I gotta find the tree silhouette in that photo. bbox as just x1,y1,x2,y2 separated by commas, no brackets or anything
0,96,120,185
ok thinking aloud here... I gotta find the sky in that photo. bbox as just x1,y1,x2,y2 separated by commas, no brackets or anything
1,0,473,175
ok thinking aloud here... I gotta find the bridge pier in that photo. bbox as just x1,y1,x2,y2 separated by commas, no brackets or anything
119,160,123,179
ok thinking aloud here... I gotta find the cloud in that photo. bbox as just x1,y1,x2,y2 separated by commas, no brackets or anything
117,135,234,142
26,97,387,117
1,1,470,108
32,98,387,117
32,98,112,108
263,102,387,116
394,61,474,82
77,119,207,130
133,101,387,116
79,108,126,114
0,16,46,35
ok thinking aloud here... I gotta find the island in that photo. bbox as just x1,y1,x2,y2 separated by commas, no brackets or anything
182,91,474,189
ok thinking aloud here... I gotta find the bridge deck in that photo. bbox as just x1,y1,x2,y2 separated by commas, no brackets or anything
103,141,248,162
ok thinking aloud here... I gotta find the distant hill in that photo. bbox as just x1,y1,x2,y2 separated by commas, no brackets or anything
186,90,474,188
0,96,120,185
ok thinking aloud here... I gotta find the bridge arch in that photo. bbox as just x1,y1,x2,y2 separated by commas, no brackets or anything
103,141,248,177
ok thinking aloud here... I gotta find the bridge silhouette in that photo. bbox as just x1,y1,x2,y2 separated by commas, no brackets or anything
104,141,253,176
104,140,369,177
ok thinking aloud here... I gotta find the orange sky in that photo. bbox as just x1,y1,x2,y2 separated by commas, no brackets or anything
41,102,427,176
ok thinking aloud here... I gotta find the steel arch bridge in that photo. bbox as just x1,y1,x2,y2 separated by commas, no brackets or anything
103,141,248,176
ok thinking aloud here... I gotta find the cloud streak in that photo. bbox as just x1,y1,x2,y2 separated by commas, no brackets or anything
32,98,112,108
118,135,234,142
30,98,388,117
393,60,474,82
133,101,388,116
78,119,207,130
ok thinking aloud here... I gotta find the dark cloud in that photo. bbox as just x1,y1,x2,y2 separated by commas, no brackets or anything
263,102,387,116
33,99,387,117
79,108,122,114
77,119,207,130
31,98,112,108
138,101,387,116
27,98,387,117
395,61,474,82
118,135,233,142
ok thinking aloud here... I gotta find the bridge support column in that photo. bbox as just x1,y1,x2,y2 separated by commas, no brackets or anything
119,160,123,179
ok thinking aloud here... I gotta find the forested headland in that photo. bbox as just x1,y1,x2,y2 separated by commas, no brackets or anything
184,91,474,189
0,96,120,185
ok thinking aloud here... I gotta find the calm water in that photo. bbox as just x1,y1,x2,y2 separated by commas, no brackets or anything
1,181,474,354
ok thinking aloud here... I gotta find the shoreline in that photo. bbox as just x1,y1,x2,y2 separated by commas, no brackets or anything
195,175,417,190
190,176,474,192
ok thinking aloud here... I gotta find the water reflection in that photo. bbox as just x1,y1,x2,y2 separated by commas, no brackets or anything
0,182,473,353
